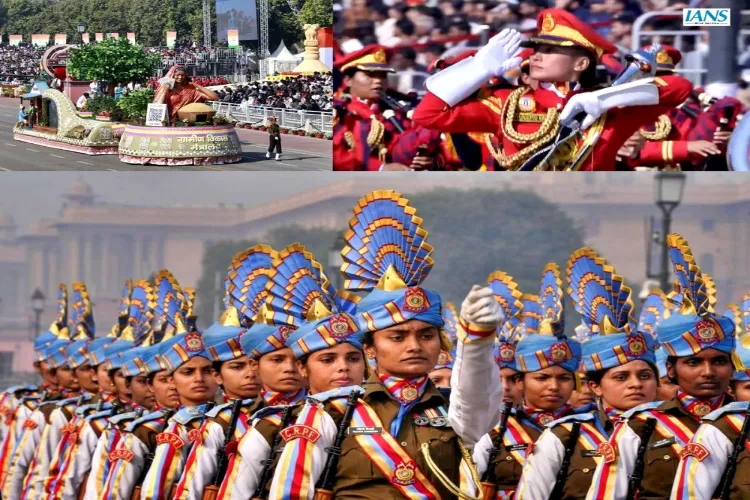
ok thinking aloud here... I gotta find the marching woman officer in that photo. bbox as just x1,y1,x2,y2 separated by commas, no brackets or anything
669,294,750,500
515,249,659,500
257,190,504,498
586,233,736,500
474,263,581,500
139,270,219,500
171,245,276,499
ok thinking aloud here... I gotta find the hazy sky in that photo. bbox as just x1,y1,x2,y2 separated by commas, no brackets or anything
0,171,746,227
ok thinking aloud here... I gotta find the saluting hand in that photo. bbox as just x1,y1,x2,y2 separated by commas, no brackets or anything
460,285,505,328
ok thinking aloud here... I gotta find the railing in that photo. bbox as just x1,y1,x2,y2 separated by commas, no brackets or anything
209,101,333,133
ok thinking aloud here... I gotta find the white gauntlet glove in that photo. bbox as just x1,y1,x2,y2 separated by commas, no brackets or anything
425,29,524,107
560,78,660,130
460,285,505,329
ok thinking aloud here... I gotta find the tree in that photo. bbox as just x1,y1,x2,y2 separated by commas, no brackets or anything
195,188,587,328
298,0,332,27
268,0,303,54
67,37,159,91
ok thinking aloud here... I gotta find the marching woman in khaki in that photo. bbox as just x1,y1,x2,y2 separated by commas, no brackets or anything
259,190,504,499
492,276,530,409
474,264,581,500
515,249,659,500
669,294,750,500
171,245,276,500
130,270,218,500
586,234,736,500
219,243,341,500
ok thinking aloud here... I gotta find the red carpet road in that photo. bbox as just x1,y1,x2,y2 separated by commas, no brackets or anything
0,97,332,171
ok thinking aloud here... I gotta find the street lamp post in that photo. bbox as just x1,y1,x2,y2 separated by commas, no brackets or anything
654,172,686,293
31,288,46,339
77,21,86,44
328,233,347,290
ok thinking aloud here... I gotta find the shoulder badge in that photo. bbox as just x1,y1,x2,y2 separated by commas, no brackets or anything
172,406,207,425
126,409,169,433
680,442,710,461
109,411,140,425
547,412,595,428
621,400,664,421
703,401,750,421
307,386,364,405
206,402,232,419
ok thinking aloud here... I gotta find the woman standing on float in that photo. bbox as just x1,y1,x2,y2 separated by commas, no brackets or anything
474,263,581,500
586,234,735,500
515,249,659,500
260,190,505,498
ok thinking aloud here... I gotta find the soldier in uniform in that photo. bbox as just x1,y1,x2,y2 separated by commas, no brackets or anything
474,264,581,499
172,245,276,499
139,271,219,500
22,284,96,500
94,322,182,500
256,190,503,498
669,295,750,500
1,298,69,500
515,249,659,500
413,9,694,171
333,46,441,171
631,45,722,170
586,233,736,500
220,244,330,499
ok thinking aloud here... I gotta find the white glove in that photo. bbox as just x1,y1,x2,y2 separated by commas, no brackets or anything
559,92,603,130
424,29,524,107
560,79,660,130
474,29,524,78
158,77,175,89
460,285,505,329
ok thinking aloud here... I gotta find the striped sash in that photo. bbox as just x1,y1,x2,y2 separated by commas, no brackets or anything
632,411,694,455
271,402,326,499
502,417,535,465
330,398,442,499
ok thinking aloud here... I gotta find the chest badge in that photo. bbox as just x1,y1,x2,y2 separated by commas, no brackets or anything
518,95,536,113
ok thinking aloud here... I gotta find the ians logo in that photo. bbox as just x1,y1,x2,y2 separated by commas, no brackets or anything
683,9,730,27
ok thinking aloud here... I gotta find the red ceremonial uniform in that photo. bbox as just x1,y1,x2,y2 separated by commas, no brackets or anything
333,45,442,171
412,9,693,171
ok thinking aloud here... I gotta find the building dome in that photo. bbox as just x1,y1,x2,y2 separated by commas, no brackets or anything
63,177,95,205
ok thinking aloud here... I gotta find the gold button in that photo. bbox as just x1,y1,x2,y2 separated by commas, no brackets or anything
505,455,513,461
582,468,590,473
401,441,408,447
663,455,670,461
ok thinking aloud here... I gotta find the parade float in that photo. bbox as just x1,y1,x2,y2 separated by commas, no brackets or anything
13,45,120,154
118,66,242,165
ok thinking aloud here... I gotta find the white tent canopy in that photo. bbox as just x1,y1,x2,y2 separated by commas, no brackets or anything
269,40,300,62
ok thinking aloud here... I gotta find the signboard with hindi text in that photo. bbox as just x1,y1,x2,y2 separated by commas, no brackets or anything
216,0,257,42
31,34,49,47
95,33,103,42
166,31,176,49
82,33,90,43
9,35,22,46
127,32,136,44
54,34,66,45
227,30,239,48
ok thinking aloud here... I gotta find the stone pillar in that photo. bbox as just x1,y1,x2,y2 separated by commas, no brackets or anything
101,234,110,296
68,234,80,283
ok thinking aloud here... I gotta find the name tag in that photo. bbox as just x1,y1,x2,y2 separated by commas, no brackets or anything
348,426,382,435
506,443,530,452
581,450,601,458
649,437,675,450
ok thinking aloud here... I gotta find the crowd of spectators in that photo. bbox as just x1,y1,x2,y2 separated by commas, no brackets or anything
0,44,46,83
334,0,740,94
220,74,334,111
